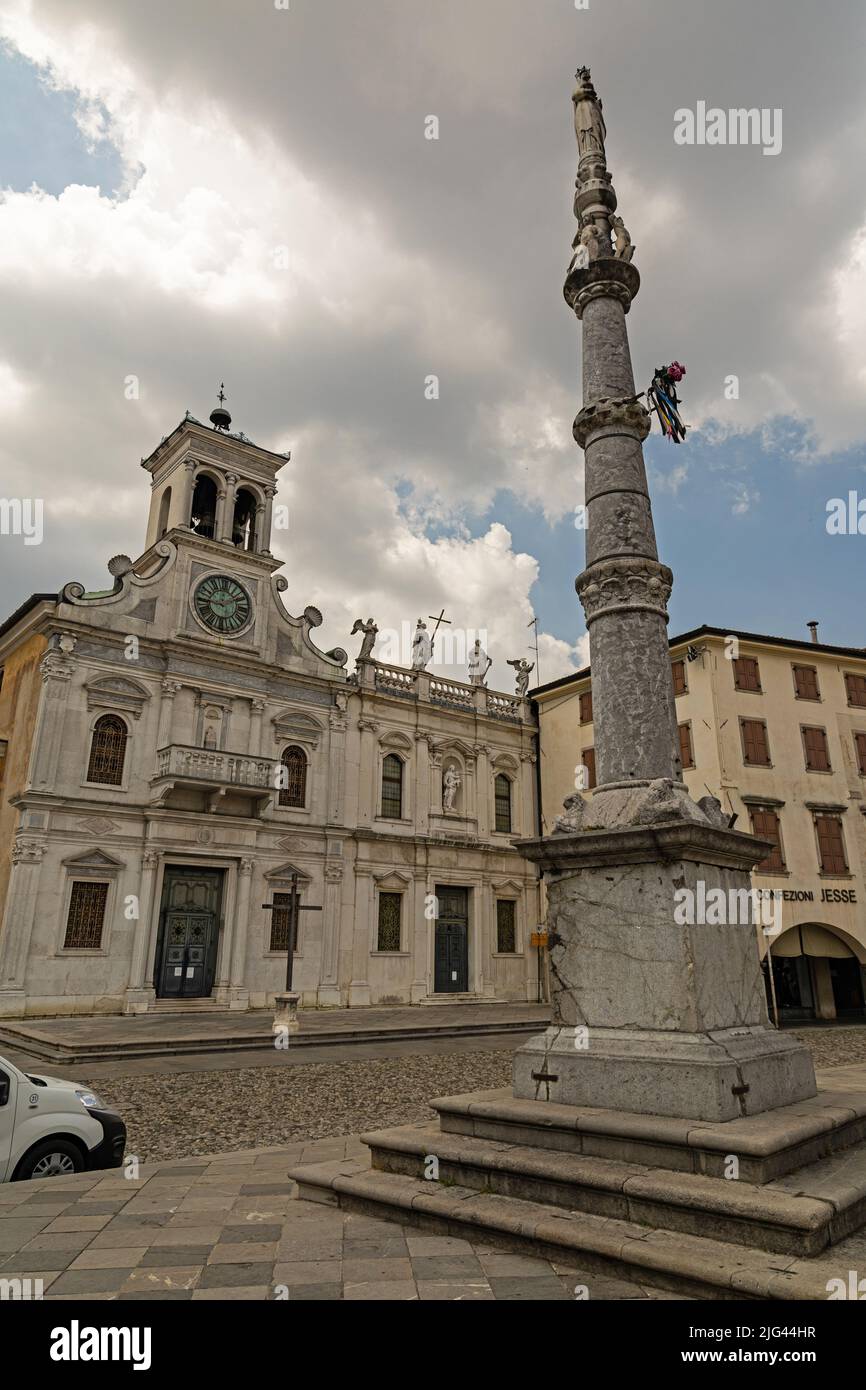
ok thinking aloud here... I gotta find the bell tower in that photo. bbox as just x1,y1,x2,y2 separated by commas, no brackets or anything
140,388,289,564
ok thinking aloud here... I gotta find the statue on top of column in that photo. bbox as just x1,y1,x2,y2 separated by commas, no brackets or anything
573,67,607,162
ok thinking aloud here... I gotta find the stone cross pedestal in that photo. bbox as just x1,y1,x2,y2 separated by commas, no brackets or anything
513,69,816,1122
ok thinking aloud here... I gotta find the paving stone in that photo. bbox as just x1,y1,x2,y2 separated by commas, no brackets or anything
273,1283,342,1300
49,1267,139,1295
342,1256,413,1283
219,1223,282,1244
21,1233,94,1254
272,1260,342,1285
342,1238,409,1258
198,1262,276,1289
207,1242,278,1264
122,1290,195,1301
0,1220,53,1248
69,1247,148,1270
141,1247,213,1266
276,1238,343,1262
406,1236,475,1256
121,1267,201,1292
44,1215,113,1234
343,1281,418,1300
486,1277,572,1301
410,1255,485,1280
416,1280,496,1301
478,1252,557,1277
193,1286,272,1300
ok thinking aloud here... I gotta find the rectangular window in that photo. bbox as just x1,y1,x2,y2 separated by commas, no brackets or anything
269,890,297,952
494,775,512,833
741,718,771,766
802,725,831,772
855,732,866,777
733,656,761,692
376,892,402,952
678,722,694,769
579,689,593,724
672,659,687,697
845,673,866,707
815,815,848,875
496,899,516,954
381,754,403,819
63,881,108,949
749,807,786,872
582,747,596,789
793,665,820,700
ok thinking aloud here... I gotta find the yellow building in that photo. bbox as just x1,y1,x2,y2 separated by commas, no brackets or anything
534,625,866,1024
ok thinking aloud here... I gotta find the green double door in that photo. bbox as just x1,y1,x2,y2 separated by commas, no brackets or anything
434,886,469,993
156,867,224,999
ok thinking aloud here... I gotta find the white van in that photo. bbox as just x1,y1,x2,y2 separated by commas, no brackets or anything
0,1052,126,1181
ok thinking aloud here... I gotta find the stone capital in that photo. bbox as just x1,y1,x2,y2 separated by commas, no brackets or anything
573,397,651,449
576,556,672,625
564,257,640,317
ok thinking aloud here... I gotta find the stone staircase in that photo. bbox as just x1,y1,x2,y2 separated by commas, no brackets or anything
288,1081,866,1300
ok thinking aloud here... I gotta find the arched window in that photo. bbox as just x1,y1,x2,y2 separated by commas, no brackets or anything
232,488,258,551
190,475,217,538
157,486,172,538
381,753,403,819
87,715,128,786
494,773,512,833
278,745,307,808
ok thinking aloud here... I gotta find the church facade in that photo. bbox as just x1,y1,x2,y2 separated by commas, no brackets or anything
0,414,541,1018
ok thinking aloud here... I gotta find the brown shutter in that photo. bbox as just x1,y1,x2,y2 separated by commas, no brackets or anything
671,660,687,697
741,718,770,765
815,815,847,874
582,747,596,789
579,689,593,724
677,722,694,769
802,726,830,771
750,807,785,872
793,665,819,700
855,732,866,777
733,657,761,692
845,673,866,707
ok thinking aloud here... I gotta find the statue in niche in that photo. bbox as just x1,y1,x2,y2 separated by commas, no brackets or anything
443,765,461,813
411,619,432,671
350,617,378,661
203,726,217,750
507,657,535,697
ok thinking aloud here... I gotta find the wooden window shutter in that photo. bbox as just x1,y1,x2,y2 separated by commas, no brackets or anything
733,657,761,692
815,815,847,875
579,689,593,724
750,807,785,872
802,726,830,772
845,673,866,707
855,732,866,777
672,660,687,697
677,723,694,769
582,747,596,789
741,719,770,766
793,665,819,700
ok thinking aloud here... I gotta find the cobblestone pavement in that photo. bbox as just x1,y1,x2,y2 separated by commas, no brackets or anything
79,1026,866,1165
0,1138,672,1301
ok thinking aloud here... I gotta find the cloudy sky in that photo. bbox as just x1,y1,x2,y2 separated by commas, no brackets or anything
0,0,863,689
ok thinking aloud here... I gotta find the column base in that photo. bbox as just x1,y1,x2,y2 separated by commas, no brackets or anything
316,985,342,1008
348,981,372,1007
0,990,25,1019
514,1024,817,1123
273,991,300,1034
123,987,155,1016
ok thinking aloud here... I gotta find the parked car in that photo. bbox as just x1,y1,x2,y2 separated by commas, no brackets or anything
0,1052,126,1181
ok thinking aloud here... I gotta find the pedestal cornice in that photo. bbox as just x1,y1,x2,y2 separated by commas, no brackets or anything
564,257,640,318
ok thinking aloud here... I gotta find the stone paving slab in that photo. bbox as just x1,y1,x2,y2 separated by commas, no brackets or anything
0,1136,671,1300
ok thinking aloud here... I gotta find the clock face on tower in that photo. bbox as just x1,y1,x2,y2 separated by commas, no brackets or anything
192,574,253,636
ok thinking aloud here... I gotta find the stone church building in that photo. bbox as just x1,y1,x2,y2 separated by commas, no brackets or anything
0,412,541,1018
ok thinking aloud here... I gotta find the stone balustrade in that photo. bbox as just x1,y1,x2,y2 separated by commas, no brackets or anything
155,744,274,789
356,660,531,723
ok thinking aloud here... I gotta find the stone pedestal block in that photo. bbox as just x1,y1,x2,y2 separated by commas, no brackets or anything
513,820,817,1122
273,990,300,1034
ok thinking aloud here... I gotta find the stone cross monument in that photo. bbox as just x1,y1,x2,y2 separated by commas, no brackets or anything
513,70,816,1122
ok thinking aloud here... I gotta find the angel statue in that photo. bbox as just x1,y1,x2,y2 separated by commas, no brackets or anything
507,657,535,698
350,617,378,661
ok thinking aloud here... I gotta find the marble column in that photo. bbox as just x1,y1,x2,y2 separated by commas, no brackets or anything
229,858,254,1009
156,679,181,750
248,698,266,757
27,649,74,792
179,459,197,528
414,733,431,833
124,848,160,1013
357,717,379,827
219,473,238,542
0,839,45,1014
262,485,277,554
348,865,373,1006
513,70,816,1122
317,862,344,1007
327,700,348,826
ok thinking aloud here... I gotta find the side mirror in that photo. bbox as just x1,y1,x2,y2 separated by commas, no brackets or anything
0,1075,9,1106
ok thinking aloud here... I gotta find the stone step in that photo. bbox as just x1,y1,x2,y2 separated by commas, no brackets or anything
431,1084,866,1184
361,1121,866,1257
286,1155,841,1300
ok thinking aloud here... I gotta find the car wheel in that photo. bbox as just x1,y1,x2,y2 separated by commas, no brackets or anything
14,1139,85,1181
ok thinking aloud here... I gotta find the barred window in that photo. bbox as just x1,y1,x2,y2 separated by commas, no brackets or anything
86,715,127,786
494,774,512,833
269,890,298,952
377,892,402,951
278,745,307,808
64,881,108,949
496,899,516,953
750,807,786,873
381,754,403,819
